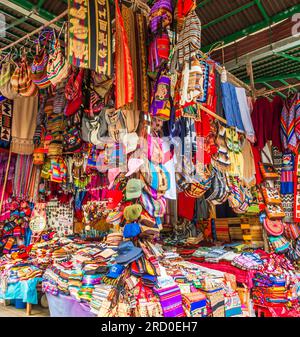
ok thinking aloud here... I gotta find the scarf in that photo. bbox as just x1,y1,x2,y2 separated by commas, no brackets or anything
114,0,134,109
68,0,113,77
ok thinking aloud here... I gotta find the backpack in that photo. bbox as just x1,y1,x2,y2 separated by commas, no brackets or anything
82,111,108,145
105,109,127,142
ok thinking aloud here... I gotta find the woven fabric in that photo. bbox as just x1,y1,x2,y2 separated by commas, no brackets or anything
0,99,12,148
68,0,113,77
154,284,185,317
294,152,300,222
114,0,134,109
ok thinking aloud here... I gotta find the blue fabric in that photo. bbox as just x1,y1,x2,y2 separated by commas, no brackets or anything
221,82,245,131
0,277,42,304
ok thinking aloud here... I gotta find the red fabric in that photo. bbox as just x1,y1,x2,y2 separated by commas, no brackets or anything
177,192,196,221
177,0,195,18
271,96,283,151
190,260,255,289
251,144,263,185
251,97,272,150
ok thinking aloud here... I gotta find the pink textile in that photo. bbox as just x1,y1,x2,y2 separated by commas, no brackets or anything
189,259,255,289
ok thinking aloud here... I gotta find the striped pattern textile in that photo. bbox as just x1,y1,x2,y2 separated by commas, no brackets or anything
174,10,201,70
294,153,300,222
68,0,113,77
0,99,12,148
280,93,300,153
154,284,185,317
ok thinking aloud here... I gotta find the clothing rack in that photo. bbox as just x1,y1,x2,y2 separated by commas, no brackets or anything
262,82,300,97
197,50,252,93
0,9,68,52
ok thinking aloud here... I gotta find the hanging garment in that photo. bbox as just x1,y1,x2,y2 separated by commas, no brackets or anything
115,0,134,109
280,152,294,195
0,99,13,149
271,96,283,151
251,97,272,151
122,5,149,112
221,82,244,132
280,93,300,153
294,152,300,223
241,138,256,187
68,0,113,77
174,10,201,70
11,96,38,155
215,69,225,119
235,87,255,142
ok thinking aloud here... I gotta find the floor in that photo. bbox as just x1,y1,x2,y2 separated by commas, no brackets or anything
0,303,50,317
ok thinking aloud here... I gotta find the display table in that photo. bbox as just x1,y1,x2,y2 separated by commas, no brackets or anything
46,293,96,317
189,259,255,289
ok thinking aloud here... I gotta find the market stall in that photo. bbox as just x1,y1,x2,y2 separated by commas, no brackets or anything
0,0,299,318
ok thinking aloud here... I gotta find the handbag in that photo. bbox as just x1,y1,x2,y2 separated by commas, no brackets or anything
263,218,284,236
31,48,51,89
266,204,285,220
259,149,279,180
105,108,127,142
64,68,84,116
150,70,171,121
0,62,12,87
11,57,38,97
63,126,82,153
47,35,69,85
82,112,108,145
261,185,282,205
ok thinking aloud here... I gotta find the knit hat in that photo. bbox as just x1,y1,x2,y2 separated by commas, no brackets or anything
123,204,142,222
126,178,144,200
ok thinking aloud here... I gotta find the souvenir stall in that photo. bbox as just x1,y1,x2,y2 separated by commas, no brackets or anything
0,0,300,318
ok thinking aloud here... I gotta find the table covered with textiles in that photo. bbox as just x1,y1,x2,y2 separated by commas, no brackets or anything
46,292,96,317
189,260,255,289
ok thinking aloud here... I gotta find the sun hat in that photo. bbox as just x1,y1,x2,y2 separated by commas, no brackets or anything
107,190,123,210
121,132,139,154
123,204,142,222
125,158,144,177
108,167,121,189
107,264,125,279
115,241,143,265
123,222,141,238
126,178,144,200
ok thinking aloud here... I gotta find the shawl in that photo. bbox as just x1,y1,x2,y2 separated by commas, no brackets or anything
241,138,256,187
115,0,134,109
271,96,283,151
68,0,113,77
251,97,272,150
0,99,13,149
11,96,38,155
280,93,300,153
121,5,149,112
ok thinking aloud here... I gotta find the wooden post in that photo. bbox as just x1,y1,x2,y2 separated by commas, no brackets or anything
247,59,256,99
26,303,32,316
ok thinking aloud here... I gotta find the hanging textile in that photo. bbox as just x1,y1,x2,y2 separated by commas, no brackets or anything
115,0,134,109
0,99,13,149
294,152,300,223
13,154,34,199
68,0,113,77
121,4,149,112
280,93,300,153
11,96,38,155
